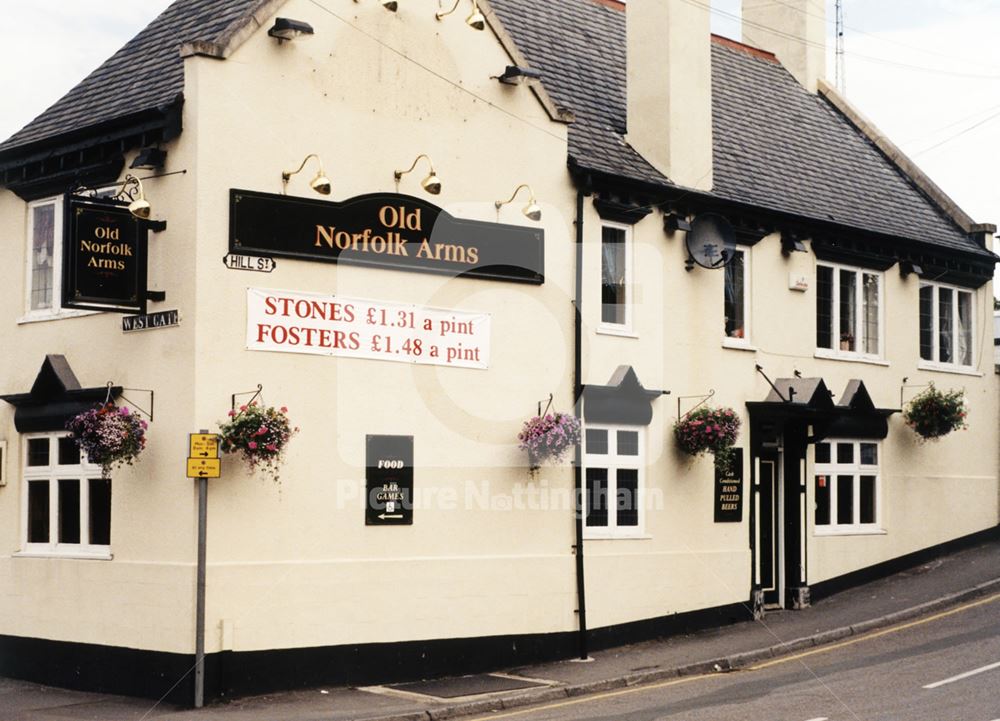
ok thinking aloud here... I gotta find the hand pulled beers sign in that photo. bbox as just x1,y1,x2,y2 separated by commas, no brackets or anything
63,195,148,313
229,189,544,284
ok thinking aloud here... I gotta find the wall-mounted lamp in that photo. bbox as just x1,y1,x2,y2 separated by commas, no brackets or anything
112,174,152,219
394,154,441,195
899,260,924,278
780,232,807,255
496,65,541,85
495,184,541,222
282,154,332,195
130,147,166,170
436,0,486,30
663,213,692,232
268,17,314,41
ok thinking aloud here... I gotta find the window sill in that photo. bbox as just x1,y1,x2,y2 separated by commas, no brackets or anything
722,339,756,352
596,326,638,339
916,362,982,377
814,349,889,367
583,532,651,541
14,549,113,561
813,528,886,537
17,309,99,325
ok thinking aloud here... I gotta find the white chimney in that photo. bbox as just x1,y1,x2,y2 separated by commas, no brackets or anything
626,0,713,191
743,0,826,92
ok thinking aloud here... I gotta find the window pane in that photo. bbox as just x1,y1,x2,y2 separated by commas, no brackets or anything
862,274,879,355
816,265,833,349
58,479,81,544
860,443,877,466
586,429,608,455
617,431,639,456
860,475,876,524
836,442,854,464
30,203,56,310
957,291,972,366
938,287,953,363
839,269,857,351
28,480,50,543
27,438,50,466
585,468,608,527
815,443,831,464
601,226,626,325
616,469,639,527
58,437,80,466
724,250,746,339
815,475,830,525
89,478,112,546
837,475,854,525
919,285,934,361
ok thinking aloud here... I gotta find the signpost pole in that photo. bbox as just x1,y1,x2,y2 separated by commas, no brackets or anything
194,474,207,707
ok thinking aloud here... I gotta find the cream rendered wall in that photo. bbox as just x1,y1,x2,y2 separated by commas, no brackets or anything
0,132,202,651
185,0,578,653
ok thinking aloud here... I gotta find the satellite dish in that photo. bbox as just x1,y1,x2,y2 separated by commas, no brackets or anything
686,213,736,269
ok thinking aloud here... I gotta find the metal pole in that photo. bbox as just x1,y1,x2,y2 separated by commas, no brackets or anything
194,463,208,706
573,189,588,660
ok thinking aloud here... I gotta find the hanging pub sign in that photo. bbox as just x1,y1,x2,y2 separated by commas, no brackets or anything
230,189,544,284
714,448,744,523
366,435,414,526
62,195,148,313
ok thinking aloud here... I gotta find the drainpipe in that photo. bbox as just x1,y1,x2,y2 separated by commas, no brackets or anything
573,189,588,660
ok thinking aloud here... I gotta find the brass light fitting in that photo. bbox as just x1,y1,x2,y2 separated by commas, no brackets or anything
114,174,152,219
435,0,486,30
495,184,541,222
394,154,442,195
282,154,332,195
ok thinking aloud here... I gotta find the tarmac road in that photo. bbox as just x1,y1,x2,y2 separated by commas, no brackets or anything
461,593,1000,721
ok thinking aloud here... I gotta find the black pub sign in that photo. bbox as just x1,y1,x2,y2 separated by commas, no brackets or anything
714,448,744,523
63,195,148,313
365,435,414,526
230,190,544,284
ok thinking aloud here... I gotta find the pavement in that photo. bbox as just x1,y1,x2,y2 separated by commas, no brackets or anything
4,535,1000,721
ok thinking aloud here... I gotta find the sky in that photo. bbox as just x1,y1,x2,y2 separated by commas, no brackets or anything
0,0,997,295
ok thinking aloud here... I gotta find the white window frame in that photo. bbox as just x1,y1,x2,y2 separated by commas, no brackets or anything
19,432,112,559
583,423,645,539
597,221,635,336
815,261,884,362
723,246,751,348
918,281,976,371
813,438,882,536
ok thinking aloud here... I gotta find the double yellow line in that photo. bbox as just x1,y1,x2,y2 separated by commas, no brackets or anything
463,591,1000,721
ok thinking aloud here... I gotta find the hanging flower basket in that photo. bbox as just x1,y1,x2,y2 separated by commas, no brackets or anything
66,403,148,478
904,385,967,441
218,402,298,482
517,412,581,470
673,406,741,476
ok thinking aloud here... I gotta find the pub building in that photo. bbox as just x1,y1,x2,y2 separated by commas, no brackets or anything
0,0,997,705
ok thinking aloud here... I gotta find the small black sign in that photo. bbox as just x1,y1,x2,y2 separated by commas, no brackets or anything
365,435,413,526
122,309,180,333
714,447,744,523
63,195,148,313
230,190,544,284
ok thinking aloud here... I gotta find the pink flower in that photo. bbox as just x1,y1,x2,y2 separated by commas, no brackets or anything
248,441,258,450
239,405,247,412
265,443,277,452
257,426,268,436
228,410,237,417
280,406,288,413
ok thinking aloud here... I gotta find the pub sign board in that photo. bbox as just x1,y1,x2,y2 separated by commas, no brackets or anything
62,195,148,313
365,435,414,526
230,189,544,284
714,447,744,523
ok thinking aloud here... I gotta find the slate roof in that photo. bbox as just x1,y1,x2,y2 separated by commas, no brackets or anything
0,0,261,154
0,0,988,258
488,0,986,255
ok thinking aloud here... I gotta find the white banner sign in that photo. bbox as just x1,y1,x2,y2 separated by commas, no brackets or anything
246,288,490,370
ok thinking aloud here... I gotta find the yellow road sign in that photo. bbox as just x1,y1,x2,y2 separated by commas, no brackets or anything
189,433,219,459
187,457,221,479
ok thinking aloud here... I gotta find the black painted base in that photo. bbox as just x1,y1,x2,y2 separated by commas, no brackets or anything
809,524,1000,602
